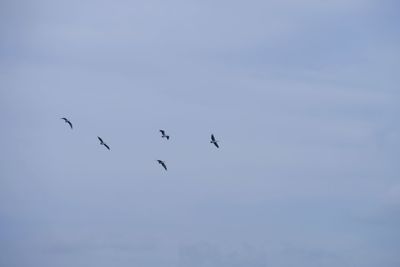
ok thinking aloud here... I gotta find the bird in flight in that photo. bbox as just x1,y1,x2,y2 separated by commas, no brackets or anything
210,134,219,148
97,136,110,150
159,130,170,140
157,160,167,171
61,117,73,129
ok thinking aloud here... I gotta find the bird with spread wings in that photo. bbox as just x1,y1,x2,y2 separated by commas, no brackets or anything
210,134,219,148
61,118,73,129
97,136,110,150
157,160,167,171
159,129,170,140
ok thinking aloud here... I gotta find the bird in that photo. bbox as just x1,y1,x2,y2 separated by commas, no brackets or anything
157,160,167,171
97,136,110,150
159,129,170,140
210,134,219,148
61,117,73,129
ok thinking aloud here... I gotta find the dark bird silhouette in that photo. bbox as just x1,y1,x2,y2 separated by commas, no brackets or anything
157,160,167,171
61,117,73,129
159,130,170,140
210,134,219,148
97,136,110,150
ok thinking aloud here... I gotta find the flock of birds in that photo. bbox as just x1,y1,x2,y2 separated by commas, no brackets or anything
61,117,220,171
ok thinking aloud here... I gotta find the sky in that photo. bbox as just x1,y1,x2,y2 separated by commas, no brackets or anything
0,0,399,266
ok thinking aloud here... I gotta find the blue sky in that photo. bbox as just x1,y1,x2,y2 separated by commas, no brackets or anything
1,0,399,266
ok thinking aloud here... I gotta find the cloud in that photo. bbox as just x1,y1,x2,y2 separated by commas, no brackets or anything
1,0,399,267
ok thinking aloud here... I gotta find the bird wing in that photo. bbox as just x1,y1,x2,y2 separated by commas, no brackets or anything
61,118,67,121
161,162,167,170
211,134,216,141
67,121,73,129
98,136,103,143
214,142,219,148
103,143,110,150
160,130,165,135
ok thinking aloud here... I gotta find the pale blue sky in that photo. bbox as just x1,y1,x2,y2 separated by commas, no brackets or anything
1,1,399,266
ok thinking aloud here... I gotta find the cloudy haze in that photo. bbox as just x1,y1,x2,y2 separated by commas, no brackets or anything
1,0,399,266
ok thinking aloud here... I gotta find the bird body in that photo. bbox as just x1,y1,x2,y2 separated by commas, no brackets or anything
61,117,73,129
157,160,167,171
210,134,219,148
159,129,170,140
97,136,110,150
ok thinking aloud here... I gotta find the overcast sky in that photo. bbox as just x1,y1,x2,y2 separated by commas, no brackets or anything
1,0,399,266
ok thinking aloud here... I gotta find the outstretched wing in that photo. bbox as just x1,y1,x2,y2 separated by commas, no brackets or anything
161,162,167,171
211,134,216,141
97,136,103,143
61,118,73,129
160,130,165,135
214,142,219,148
103,143,110,150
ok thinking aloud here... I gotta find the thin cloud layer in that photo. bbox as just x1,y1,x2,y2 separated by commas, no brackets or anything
0,0,399,267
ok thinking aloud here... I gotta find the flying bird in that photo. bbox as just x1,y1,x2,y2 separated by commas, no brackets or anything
157,160,167,171
97,136,110,150
210,134,219,148
159,130,170,140
61,117,73,129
